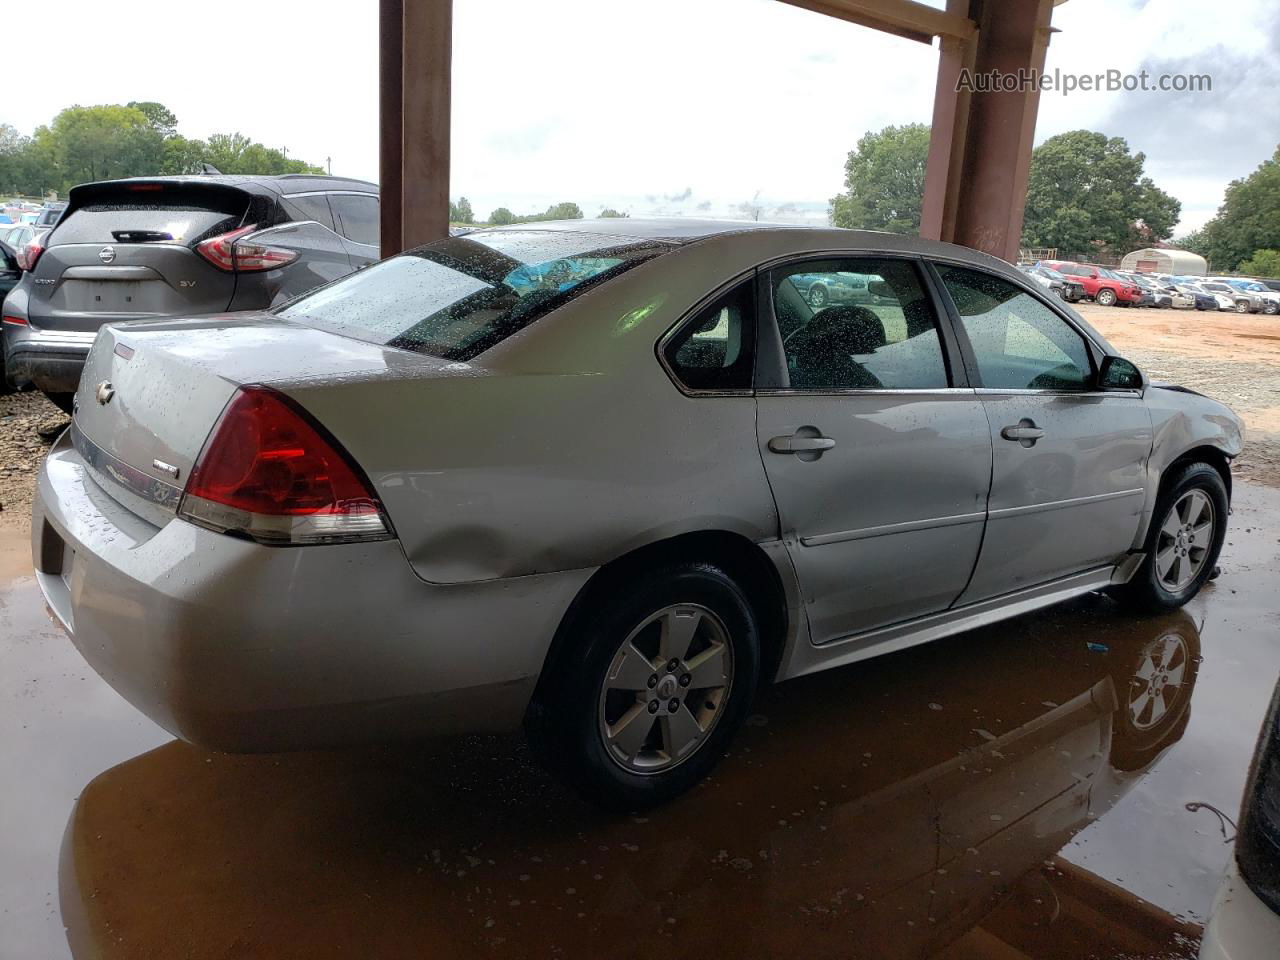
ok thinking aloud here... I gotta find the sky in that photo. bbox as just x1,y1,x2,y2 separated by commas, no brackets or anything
5,0,1278,235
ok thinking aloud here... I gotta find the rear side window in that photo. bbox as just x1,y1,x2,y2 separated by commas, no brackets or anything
277,229,667,361
51,187,252,246
330,194,379,246
663,281,755,391
283,195,336,231
770,258,950,390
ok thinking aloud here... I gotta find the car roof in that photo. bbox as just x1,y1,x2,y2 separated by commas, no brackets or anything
470,218,1017,271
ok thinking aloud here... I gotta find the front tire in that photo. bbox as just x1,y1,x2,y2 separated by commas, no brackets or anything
1236,300,1251,314
1111,462,1228,612
1096,288,1117,307
807,285,829,309
526,562,761,809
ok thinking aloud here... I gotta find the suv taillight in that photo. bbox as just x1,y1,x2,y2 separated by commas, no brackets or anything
1237,679,1280,914
17,238,43,272
195,225,299,272
178,386,390,545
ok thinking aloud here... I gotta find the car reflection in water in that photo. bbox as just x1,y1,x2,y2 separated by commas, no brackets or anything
60,598,1202,959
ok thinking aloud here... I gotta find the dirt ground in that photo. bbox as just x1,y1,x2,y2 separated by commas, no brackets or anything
0,302,1276,528
1078,301,1280,486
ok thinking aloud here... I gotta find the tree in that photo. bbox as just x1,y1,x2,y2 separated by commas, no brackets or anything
127,101,179,139
1238,249,1280,278
47,104,165,187
1175,228,1210,258
598,208,628,218
1199,146,1280,271
489,207,515,225
200,132,322,175
1022,130,1180,257
829,123,930,233
449,196,475,223
544,201,582,220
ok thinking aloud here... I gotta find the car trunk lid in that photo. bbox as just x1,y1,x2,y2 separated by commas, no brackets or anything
70,313,465,525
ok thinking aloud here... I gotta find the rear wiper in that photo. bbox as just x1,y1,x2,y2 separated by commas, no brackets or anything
110,230,174,243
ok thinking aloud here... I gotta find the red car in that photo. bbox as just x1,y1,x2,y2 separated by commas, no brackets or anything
1041,261,1142,306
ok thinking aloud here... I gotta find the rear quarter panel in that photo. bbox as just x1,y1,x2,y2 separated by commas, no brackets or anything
279,239,789,584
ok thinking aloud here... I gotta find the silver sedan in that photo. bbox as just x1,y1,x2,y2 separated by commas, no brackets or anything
31,220,1242,807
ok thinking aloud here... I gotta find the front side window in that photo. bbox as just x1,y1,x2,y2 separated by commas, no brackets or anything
937,265,1094,391
277,230,667,361
770,258,949,390
663,281,754,391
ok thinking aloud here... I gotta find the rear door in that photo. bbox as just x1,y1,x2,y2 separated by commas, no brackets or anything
932,263,1151,603
328,192,380,267
263,193,355,302
25,181,256,333
754,256,992,643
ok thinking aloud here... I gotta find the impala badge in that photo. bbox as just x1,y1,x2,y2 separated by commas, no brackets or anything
95,380,114,405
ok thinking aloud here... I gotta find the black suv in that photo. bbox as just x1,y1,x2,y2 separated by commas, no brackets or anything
2,174,379,409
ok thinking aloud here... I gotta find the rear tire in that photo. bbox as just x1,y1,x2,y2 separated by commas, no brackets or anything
1236,300,1251,314
807,285,829,309
1111,462,1228,612
526,561,761,810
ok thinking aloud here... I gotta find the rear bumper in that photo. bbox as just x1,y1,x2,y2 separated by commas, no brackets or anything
4,325,95,393
32,431,593,752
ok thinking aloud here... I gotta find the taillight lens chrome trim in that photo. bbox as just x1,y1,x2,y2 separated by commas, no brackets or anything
179,493,390,545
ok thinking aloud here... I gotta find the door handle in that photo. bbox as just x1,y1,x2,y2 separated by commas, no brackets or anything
1001,419,1046,447
769,435,836,454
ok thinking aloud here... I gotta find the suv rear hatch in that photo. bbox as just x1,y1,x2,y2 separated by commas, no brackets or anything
25,180,275,333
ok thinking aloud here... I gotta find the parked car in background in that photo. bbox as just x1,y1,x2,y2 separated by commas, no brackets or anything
2,223,35,255
787,270,869,308
33,201,65,232
1173,281,1225,311
1250,278,1280,295
1199,676,1280,959
1221,279,1280,315
1127,274,1174,308
30,219,1242,808
1042,261,1142,306
1200,280,1257,314
3,174,379,410
1018,263,1085,302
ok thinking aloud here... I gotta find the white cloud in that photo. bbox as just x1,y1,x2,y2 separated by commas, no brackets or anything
8,0,1275,233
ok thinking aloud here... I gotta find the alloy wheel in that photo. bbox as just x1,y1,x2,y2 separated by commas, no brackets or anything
1155,489,1215,592
597,603,733,774
808,286,828,308
1128,632,1189,730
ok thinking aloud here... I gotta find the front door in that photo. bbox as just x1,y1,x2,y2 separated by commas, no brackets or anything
755,257,993,644
932,264,1152,603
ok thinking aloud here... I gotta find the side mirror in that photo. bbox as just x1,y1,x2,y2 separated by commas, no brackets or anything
1098,355,1144,391
866,280,892,300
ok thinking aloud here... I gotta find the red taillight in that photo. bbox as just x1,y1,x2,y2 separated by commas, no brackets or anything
179,386,388,545
17,238,43,272
195,225,299,273
2,314,27,325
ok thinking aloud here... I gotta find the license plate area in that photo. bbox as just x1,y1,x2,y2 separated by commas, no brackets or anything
60,279,153,312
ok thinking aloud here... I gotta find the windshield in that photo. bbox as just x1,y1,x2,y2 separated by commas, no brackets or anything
277,230,668,361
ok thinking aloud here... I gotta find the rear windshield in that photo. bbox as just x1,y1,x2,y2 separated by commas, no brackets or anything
277,230,668,361
51,187,253,246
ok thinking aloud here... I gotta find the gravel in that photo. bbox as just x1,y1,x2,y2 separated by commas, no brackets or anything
0,392,69,529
